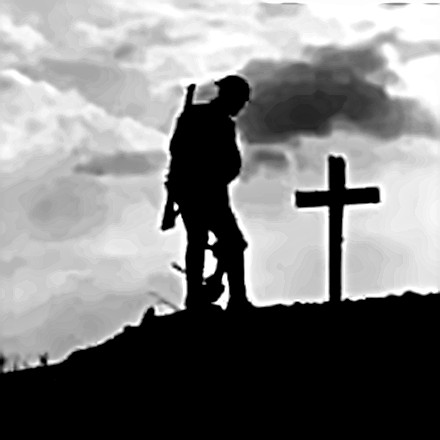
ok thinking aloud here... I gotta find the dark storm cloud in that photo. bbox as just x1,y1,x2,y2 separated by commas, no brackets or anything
236,33,439,147
73,150,167,177
304,40,393,78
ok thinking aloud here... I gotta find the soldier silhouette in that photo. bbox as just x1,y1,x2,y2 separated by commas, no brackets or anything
162,74,253,311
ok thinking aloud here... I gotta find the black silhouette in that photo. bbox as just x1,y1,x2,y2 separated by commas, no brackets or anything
39,352,49,368
160,75,253,311
0,353,5,374
171,239,226,305
3,290,440,391
295,155,381,302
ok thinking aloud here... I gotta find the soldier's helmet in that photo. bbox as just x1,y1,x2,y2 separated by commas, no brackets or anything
214,75,251,102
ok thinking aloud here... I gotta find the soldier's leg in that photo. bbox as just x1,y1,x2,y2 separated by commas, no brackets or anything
208,193,250,304
177,199,209,307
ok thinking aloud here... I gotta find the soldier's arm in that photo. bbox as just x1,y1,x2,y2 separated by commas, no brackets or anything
222,121,242,185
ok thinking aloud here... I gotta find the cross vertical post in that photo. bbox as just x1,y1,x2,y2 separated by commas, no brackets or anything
328,156,345,303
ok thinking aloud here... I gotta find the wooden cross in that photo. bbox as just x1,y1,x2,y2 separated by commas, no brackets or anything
295,155,381,303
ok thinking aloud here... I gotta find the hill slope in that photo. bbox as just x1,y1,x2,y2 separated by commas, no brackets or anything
2,290,439,392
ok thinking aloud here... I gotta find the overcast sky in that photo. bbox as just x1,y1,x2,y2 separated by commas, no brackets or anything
0,0,439,364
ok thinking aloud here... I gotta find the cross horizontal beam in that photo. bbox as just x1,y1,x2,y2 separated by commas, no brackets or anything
295,190,329,208
344,187,380,205
295,187,380,208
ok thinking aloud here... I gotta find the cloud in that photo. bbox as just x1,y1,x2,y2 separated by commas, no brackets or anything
17,57,187,131
113,43,138,61
0,70,89,164
19,58,150,118
73,150,167,177
0,13,48,65
1,0,112,43
122,16,201,50
13,174,111,244
257,2,304,21
347,28,440,64
240,148,291,181
245,212,326,304
0,72,18,92
380,3,411,9
0,256,27,279
0,68,170,167
236,31,439,148
250,149,290,170
74,14,201,63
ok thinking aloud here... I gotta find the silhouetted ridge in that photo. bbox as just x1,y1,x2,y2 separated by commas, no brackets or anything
2,290,439,391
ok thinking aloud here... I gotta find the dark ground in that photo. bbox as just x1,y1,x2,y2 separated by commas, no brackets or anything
2,290,439,395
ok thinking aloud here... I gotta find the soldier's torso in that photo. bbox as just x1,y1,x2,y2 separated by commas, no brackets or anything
167,102,241,192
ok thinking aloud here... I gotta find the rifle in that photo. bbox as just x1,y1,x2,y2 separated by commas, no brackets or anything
160,83,196,231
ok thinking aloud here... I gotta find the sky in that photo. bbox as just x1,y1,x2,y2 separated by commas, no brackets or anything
0,0,439,364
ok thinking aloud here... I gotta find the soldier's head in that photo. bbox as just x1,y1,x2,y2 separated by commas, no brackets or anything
214,75,252,117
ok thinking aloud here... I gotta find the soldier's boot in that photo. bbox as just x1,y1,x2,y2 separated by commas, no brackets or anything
225,250,254,312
